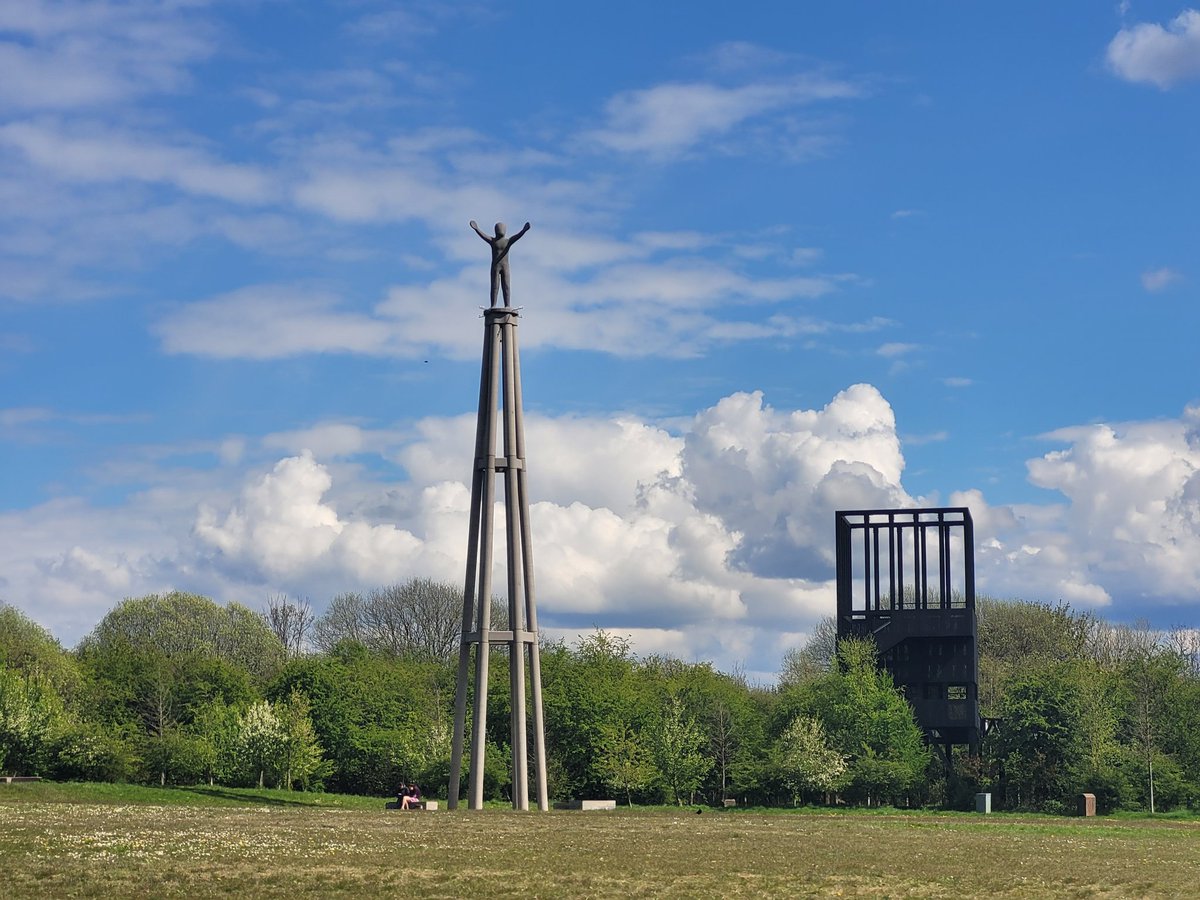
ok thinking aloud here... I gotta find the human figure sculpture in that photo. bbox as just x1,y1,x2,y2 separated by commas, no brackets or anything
470,220,530,307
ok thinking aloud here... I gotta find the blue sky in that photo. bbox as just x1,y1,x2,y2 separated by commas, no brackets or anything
2,1,1199,680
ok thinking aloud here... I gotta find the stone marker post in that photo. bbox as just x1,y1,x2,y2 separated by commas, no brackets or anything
1078,793,1096,817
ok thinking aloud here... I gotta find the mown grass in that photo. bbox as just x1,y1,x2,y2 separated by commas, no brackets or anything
2,779,385,810
1,783,1197,897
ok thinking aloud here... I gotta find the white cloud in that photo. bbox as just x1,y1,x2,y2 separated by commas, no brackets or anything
193,452,429,584
1107,9,1200,88
1026,411,1200,598
154,286,394,359
0,495,183,644
677,385,912,578
155,226,852,360
0,122,274,204
263,423,374,459
400,414,684,515
180,386,914,667
581,75,861,160
8,386,1200,677
0,1,214,111
1141,266,1183,292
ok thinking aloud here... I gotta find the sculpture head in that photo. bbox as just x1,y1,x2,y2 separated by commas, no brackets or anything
494,222,506,237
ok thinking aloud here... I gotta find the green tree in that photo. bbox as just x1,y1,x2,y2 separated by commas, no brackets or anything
651,658,769,806
1158,671,1200,807
0,665,63,775
651,692,712,805
188,698,242,786
775,638,929,806
275,690,328,790
0,605,81,700
49,718,136,782
80,592,285,681
75,641,253,786
976,598,1094,717
1071,660,1134,813
269,642,452,795
595,719,656,806
540,631,655,801
1121,643,1184,813
988,663,1086,811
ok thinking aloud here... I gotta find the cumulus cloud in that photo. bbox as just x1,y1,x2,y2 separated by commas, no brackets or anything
1027,411,1200,598
1107,9,1200,88
8,387,1200,677
194,452,429,584
180,386,917,669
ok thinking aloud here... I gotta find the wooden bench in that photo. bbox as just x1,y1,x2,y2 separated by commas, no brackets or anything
1,777,42,785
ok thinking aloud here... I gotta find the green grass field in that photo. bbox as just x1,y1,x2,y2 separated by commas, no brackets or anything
1,783,1197,897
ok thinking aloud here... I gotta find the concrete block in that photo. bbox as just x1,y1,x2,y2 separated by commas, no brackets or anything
723,799,737,808
975,792,991,814
1078,793,1096,817
570,799,617,810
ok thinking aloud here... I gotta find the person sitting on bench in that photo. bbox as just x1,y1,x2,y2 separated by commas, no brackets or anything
401,782,422,810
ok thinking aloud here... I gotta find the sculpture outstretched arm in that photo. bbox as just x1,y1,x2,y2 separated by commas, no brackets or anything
510,222,531,243
469,220,493,243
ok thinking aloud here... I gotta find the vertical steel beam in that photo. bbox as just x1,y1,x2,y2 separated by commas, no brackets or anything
511,323,549,811
500,319,529,811
448,317,495,810
469,315,501,809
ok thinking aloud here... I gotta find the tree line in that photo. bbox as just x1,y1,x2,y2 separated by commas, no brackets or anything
1,585,1198,813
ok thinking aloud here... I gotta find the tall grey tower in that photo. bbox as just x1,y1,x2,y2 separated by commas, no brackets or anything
448,221,548,811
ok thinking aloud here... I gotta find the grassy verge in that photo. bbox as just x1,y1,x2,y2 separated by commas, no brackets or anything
0,780,386,810
1,784,1197,897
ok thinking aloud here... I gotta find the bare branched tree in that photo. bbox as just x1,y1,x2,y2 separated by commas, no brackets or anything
312,592,368,653
265,594,314,658
1165,625,1200,678
778,616,837,688
311,579,468,663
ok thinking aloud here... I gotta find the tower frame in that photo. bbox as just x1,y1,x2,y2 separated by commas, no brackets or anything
834,507,980,754
448,307,548,810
